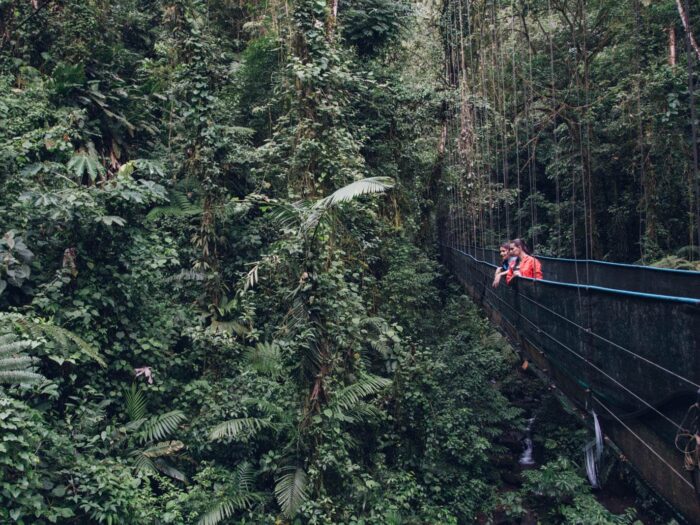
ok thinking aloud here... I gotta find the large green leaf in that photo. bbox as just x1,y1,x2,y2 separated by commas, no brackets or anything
67,153,105,182
275,467,309,518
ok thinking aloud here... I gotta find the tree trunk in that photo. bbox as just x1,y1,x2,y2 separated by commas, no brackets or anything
669,25,677,66
676,0,700,62
327,0,338,39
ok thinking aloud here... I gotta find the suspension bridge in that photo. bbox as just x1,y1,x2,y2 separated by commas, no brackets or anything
438,0,700,519
440,241,700,522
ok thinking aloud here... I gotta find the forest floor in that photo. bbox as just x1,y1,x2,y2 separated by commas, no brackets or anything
484,334,680,525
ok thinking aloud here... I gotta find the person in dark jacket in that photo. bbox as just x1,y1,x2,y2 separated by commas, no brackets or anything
493,242,514,288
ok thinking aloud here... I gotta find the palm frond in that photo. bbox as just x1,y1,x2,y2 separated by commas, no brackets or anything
346,401,385,421
247,398,285,418
316,176,395,207
301,177,394,233
270,201,306,230
131,451,157,474
131,442,186,481
208,319,249,336
244,342,282,376
139,410,185,443
275,466,309,518
244,263,259,291
197,495,259,525
232,461,255,492
208,417,272,441
282,296,309,331
331,374,391,413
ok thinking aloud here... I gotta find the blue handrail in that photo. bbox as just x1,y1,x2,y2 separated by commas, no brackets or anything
452,246,700,306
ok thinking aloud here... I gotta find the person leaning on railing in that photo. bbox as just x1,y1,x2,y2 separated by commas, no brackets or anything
506,239,542,284
493,242,513,288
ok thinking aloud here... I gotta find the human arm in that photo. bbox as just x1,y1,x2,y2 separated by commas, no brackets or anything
493,268,505,287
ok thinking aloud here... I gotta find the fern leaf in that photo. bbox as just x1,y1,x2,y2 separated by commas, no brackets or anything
244,342,282,376
0,334,18,347
275,467,309,518
139,410,185,444
125,384,147,421
0,340,33,357
146,190,202,221
22,321,106,367
197,495,259,525
208,417,272,441
0,333,44,385
0,356,33,371
331,374,391,413
196,461,260,525
0,370,45,385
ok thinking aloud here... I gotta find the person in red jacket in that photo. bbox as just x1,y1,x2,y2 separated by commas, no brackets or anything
506,239,542,284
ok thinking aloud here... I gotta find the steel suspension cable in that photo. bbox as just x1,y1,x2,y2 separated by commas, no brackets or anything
594,395,695,490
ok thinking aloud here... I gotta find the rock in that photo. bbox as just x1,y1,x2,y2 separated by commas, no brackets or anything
501,469,522,486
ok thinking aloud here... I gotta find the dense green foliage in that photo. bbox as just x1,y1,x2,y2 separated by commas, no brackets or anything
0,0,686,523
440,0,700,264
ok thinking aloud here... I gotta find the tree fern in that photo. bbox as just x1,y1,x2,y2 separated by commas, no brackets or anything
0,334,45,385
274,466,309,518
